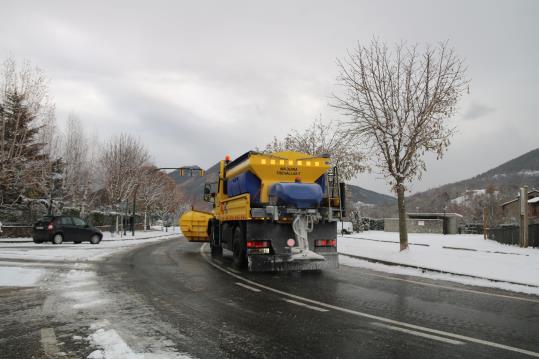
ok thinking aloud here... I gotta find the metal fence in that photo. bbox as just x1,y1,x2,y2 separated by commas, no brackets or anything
488,224,539,247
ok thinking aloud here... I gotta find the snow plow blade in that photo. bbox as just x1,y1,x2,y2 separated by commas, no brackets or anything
248,252,338,272
179,210,213,242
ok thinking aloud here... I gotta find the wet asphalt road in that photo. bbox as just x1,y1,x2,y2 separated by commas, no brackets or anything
95,237,539,359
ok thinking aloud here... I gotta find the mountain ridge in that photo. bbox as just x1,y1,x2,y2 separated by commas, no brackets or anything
405,147,539,212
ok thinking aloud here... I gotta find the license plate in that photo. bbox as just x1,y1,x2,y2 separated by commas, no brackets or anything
35,226,43,230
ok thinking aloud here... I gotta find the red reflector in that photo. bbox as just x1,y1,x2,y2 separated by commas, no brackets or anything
315,239,336,247
247,241,269,248
47,223,54,231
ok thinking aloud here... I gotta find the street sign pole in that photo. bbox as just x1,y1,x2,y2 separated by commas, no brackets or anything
520,186,529,247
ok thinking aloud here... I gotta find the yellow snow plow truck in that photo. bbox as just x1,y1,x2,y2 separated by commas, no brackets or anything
179,151,345,271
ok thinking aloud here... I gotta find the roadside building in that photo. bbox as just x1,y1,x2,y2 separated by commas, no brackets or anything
500,189,539,224
384,212,462,235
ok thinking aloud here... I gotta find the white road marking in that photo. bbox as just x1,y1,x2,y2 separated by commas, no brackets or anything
40,328,60,355
344,263,539,303
41,296,55,314
228,267,241,274
73,299,108,309
235,282,261,292
200,244,539,358
285,299,329,312
372,322,464,345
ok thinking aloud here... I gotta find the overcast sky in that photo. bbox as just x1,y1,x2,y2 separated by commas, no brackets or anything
2,0,538,195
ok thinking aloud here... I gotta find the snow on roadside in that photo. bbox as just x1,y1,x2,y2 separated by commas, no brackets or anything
0,230,181,292
339,231,539,294
0,266,45,287
0,227,181,243
0,230,181,262
339,255,539,296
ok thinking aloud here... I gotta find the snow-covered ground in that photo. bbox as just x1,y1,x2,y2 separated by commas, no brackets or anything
0,266,46,286
0,227,181,262
339,231,539,295
0,229,180,286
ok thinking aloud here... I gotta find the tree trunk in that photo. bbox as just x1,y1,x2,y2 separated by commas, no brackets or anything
144,212,147,231
396,183,408,251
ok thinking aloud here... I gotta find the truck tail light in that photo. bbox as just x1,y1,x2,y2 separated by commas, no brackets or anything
47,223,54,231
247,240,270,248
315,239,336,247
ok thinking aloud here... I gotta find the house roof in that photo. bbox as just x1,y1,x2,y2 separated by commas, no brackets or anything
501,189,539,207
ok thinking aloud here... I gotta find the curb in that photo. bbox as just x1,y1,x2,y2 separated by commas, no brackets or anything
340,235,429,247
338,252,539,289
341,235,529,256
104,233,181,241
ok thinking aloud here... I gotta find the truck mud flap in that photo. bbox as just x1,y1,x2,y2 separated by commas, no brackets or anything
248,252,339,272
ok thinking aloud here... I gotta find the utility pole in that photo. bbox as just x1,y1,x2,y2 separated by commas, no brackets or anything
483,207,488,240
123,198,128,236
48,191,53,216
520,186,529,248
132,184,138,237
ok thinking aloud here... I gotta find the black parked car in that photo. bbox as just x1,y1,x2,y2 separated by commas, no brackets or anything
33,216,102,244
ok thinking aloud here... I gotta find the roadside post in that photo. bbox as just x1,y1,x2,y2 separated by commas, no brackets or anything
132,184,138,237
483,207,488,240
520,186,529,247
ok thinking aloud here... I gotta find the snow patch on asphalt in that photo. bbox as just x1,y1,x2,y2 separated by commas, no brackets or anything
0,266,45,286
62,271,109,309
67,280,98,289
87,320,195,359
87,328,139,359
61,273,195,358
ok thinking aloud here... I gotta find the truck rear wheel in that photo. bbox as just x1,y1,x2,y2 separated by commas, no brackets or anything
209,220,222,258
211,244,223,257
232,224,247,269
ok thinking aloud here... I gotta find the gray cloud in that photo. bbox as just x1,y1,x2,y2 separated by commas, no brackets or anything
463,101,495,121
1,0,538,195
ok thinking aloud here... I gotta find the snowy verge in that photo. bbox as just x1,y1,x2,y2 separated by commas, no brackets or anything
338,231,539,294
0,230,182,262
0,266,45,287
338,255,539,296
0,226,181,243
0,230,182,289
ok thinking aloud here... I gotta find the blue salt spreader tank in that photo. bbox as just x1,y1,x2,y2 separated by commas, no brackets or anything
268,182,323,209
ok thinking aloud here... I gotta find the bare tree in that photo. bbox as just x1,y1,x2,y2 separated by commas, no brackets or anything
0,57,57,209
153,181,186,224
137,166,173,228
61,114,99,216
333,40,468,250
99,133,150,206
263,116,366,180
